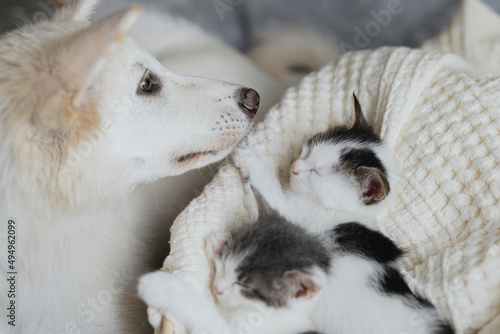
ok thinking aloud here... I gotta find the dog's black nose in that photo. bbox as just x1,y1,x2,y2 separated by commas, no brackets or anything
237,88,260,118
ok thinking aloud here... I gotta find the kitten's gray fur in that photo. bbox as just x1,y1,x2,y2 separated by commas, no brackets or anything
219,187,330,308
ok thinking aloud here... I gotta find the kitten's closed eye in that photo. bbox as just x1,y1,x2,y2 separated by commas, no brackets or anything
214,279,240,296
235,282,248,288
291,160,321,176
291,160,309,175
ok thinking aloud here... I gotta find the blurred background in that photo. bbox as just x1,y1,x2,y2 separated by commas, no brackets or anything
2,0,499,51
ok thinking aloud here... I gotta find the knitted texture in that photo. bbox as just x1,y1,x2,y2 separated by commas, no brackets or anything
423,0,500,77
149,1,500,333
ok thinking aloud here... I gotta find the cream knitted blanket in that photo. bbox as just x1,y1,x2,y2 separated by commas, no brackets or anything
148,1,500,333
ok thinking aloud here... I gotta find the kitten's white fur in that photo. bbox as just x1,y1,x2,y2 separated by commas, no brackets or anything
233,138,398,234
315,254,443,333
139,271,231,334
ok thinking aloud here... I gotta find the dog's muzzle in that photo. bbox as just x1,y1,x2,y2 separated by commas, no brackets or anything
237,88,260,119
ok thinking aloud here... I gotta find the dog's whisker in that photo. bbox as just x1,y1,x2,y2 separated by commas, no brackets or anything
153,182,171,224
197,169,211,185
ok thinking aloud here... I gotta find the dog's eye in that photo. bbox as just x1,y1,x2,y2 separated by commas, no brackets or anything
137,71,161,95
140,77,152,91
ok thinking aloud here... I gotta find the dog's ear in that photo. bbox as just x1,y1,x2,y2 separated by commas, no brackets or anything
55,6,140,108
53,0,101,22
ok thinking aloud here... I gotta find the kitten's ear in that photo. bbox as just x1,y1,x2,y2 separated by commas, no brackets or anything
283,269,325,300
251,185,275,218
354,166,389,205
206,232,230,257
350,93,369,129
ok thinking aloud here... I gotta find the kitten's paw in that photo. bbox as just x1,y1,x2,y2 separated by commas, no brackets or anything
206,232,230,259
140,271,231,334
139,271,173,331
232,147,265,167
138,271,175,309
232,147,269,182
146,306,163,331
232,148,252,182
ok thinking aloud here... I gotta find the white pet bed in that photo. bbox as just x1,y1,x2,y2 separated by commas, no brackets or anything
147,1,500,333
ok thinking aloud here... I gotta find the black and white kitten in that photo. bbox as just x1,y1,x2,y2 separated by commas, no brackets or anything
234,93,397,233
208,188,453,334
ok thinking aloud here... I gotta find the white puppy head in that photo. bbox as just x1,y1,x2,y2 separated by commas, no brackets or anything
0,0,259,205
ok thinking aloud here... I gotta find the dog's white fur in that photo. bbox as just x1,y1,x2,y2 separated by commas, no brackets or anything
0,1,261,333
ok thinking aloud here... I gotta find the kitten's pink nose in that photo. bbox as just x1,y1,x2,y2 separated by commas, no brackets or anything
291,160,308,175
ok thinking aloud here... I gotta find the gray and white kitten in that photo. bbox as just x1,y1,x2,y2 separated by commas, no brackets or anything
234,93,397,233
208,188,453,334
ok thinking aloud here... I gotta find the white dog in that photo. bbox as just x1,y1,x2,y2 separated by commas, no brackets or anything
0,1,260,333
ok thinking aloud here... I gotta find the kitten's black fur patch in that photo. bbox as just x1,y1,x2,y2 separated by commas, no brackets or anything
331,222,402,263
220,206,330,307
332,223,454,333
332,222,423,305
377,266,454,333
307,123,381,147
340,148,386,177
379,265,417,297
307,94,380,147
435,324,455,334
378,265,430,305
